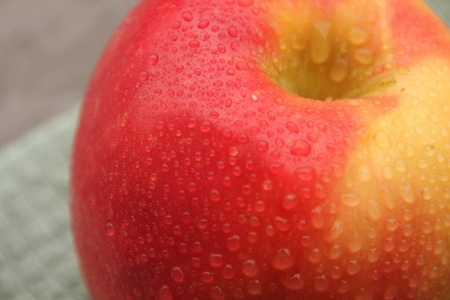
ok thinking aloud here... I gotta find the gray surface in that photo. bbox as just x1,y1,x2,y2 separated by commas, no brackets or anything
0,107,87,300
0,1,448,300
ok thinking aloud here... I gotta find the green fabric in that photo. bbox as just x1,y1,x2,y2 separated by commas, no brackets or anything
0,107,89,300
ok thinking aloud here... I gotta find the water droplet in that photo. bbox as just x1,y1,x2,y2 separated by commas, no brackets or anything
285,121,299,133
353,48,374,65
374,131,390,149
200,271,214,284
328,244,342,260
257,140,269,152
308,248,321,264
159,285,173,300
148,53,159,66
327,220,344,241
197,19,210,29
104,223,115,237
399,185,415,204
271,248,295,270
282,274,304,291
341,193,361,208
290,140,311,156
329,59,349,83
228,25,238,37
386,219,399,231
181,11,193,22
314,275,330,291
247,280,262,295
242,260,259,277
346,260,361,275
139,71,149,81
209,253,224,267
311,22,332,64
171,267,186,283
226,235,240,252
222,264,234,279
282,194,298,210
238,0,254,6
295,167,316,182
347,26,371,45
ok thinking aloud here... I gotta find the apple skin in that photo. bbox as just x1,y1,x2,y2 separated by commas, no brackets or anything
70,0,450,299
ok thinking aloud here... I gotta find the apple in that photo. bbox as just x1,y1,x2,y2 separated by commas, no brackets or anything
70,0,450,299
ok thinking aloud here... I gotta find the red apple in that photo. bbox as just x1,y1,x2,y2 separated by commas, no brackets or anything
70,0,450,299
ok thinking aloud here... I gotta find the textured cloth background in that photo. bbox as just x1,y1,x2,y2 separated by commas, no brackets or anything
0,1,448,300
0,108,89,300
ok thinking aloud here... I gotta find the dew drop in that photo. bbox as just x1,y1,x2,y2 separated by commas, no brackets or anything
226,235,241,252
238,0,254,7
181,11,193,22
148,53,159,66
228,25,238,37
311,22,332,64
295,167,316,181
285,121,299,133
282,274,304,291
247,280,262,295
104,223,115,237
341,193,361,208
159,285,173,300
290,140,311,156
171,267,186,283
209,253,224,267
271,248,295,270
314,275,330,291
347,26,371,45
399,185,415,204
353,48,374,65
282,194,298,210
374,131,390,149
329,59,349,83
197,19,210,29
139,71,149,81
242,260,259,277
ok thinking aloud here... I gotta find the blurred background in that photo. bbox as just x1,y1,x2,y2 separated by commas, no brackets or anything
0,0,448,300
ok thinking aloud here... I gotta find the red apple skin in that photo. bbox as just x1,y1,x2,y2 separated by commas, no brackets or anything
71,0,450,299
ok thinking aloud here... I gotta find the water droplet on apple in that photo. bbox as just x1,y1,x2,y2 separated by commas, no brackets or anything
347,26,371,45
271,248,295,270
399,185,415,204
386,219,399,231
226,235,240,252
329,59,349,83
237,0,254,7
282,194,298,210
374,130,390,149
308,248,321,264
285,121,299,133
197,19,210,29
200,271,214,284
171,267,186,283
328,244,342,260
242,259,259,277
290,140,311,156
314,275,329,291
148,53,159,66
159,285,173,300
211,286,225,300
353,48,374,65
209,253,224,267
346,260,361,275
282,273,304,291
104,223,115,237
228,25,238,37
139,71,149,81
311,22,332,64
222,264,234,279
181,11,193,22
247,280,262,295
341,193,361,208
